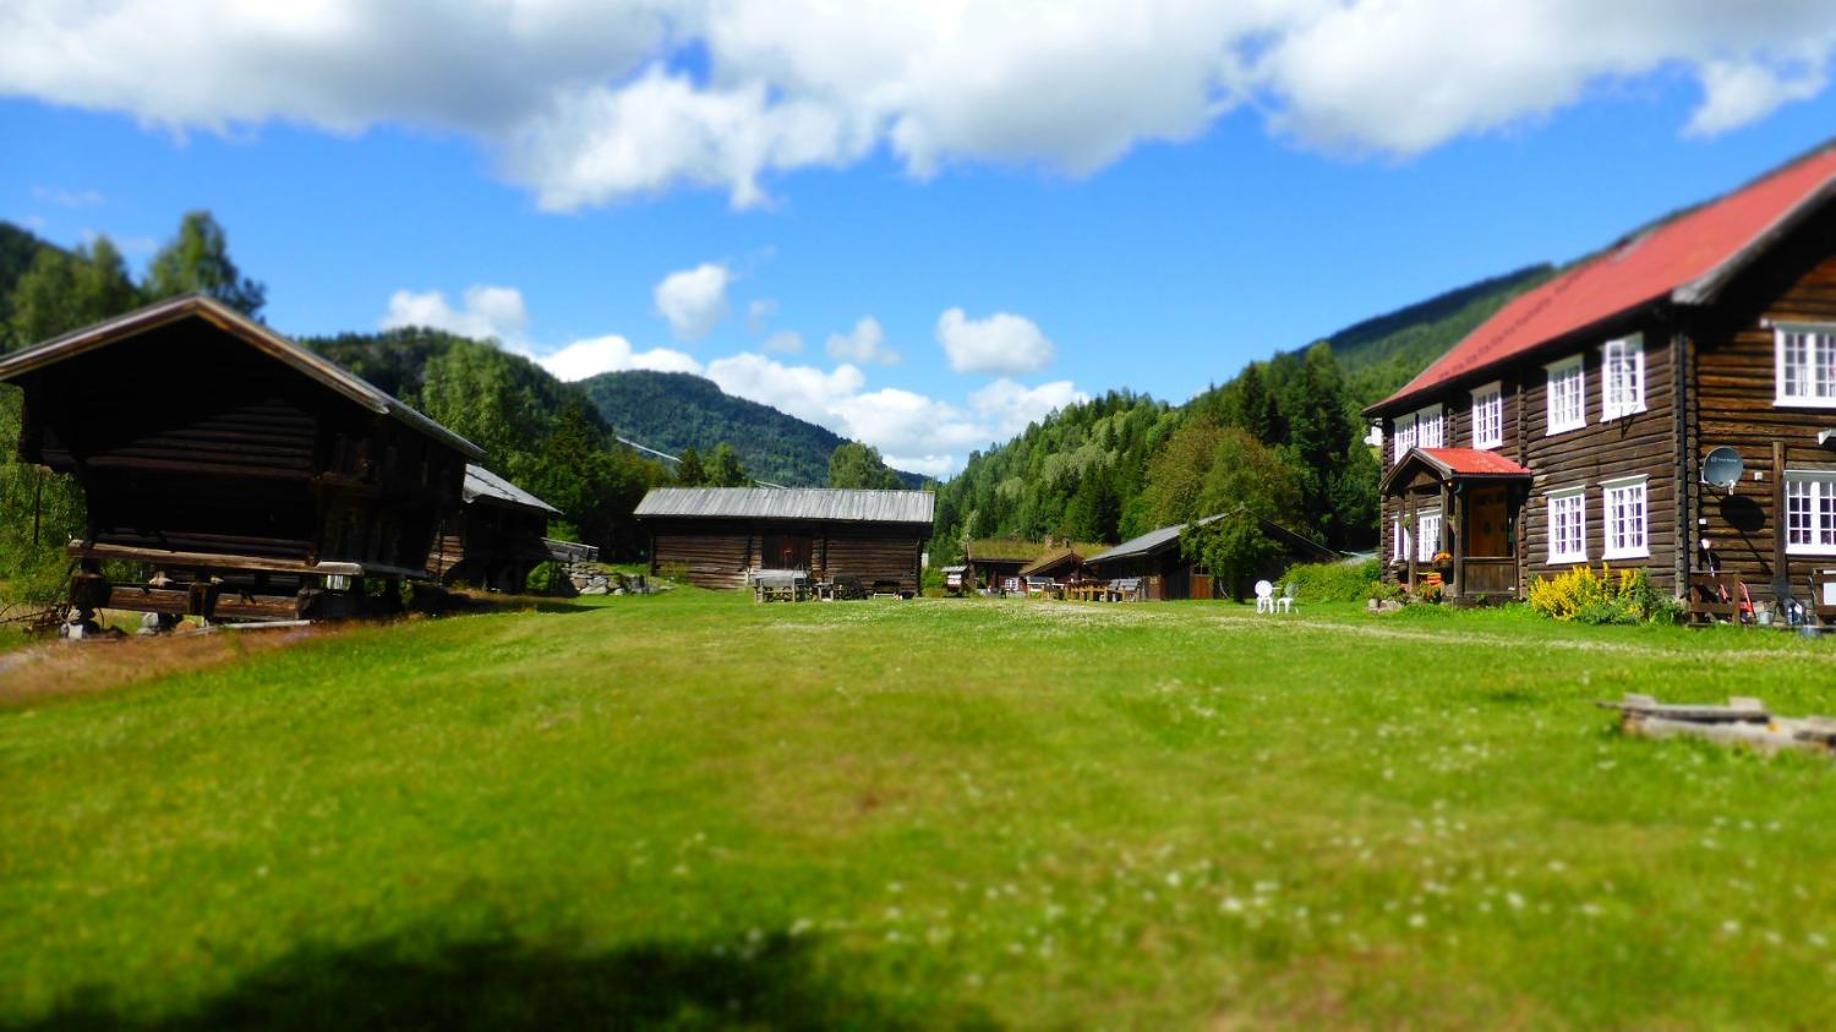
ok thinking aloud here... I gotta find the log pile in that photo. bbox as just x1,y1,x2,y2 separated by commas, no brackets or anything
1600,694,1836,756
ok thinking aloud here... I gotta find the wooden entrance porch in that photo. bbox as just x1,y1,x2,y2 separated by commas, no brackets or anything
1381,447,1533,602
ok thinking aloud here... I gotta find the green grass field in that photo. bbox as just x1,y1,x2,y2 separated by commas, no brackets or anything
4,591,1835,1028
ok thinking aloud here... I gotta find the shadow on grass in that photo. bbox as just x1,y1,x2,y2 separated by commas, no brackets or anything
31,930,998,1031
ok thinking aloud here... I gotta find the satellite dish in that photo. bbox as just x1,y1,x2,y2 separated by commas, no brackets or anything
1702,446,1744,493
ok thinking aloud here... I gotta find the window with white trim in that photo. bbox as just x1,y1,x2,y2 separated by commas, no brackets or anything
1547,487,1587,563
1392,413,1417,465
1470,383,1502,449
1601,476,1648,559
1415,405,1444,449
1784,471,1836,554
1601,336,1645,419
1776,325,1836,406
1392,516,1410,563
1546,356,1585,434
1416,508,1442,563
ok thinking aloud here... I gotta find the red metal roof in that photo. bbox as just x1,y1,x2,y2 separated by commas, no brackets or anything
1374,143,1836,413
1419,448,1531,477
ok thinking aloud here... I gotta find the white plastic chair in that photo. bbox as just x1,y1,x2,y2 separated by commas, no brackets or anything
1254,580,1274,613
1277,582,1296,613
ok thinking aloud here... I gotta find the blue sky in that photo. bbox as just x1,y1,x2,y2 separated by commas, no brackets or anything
3,2,1833,475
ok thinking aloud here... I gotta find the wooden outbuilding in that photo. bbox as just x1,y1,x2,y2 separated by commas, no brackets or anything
0,294,483,624
1367,143,1836,612
429,464,595,594
1083,509,1336,600
964,538,1106,593
636,487,935,595
1016,544,1093,585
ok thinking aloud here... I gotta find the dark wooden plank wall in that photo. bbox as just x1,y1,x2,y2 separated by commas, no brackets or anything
649,518,927,592
18,318,464,578
1378,314,1680,593
1690,204,1836,603
1515,316,1680,592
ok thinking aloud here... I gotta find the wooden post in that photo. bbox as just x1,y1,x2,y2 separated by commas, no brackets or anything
1406,490,1418,589
1773,440,1788,601
1450,481,1464,599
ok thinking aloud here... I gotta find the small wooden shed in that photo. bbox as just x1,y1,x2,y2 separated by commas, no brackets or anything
1084,509,1335,600
0,295,483,623
429,464,593,594
635,487,935,595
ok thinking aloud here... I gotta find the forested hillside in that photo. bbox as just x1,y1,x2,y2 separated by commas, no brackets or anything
928,266,1551,572
580,370,923,488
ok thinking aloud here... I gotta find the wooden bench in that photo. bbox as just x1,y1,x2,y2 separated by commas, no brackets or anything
1686,573,1745,626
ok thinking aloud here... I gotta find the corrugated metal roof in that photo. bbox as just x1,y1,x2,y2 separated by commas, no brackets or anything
634,487,936,525
0,294,485,459
464,464,561,515
1372,143,1836,414
1085,514,1224,564
1086,508,1336,566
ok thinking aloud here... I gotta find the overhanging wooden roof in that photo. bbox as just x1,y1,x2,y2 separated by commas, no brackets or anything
464,464,561,516
1017,546,1086,578
634,487,935,525
0,294,484,459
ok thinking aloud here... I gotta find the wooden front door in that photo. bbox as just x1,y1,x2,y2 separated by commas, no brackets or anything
762,533,812,570
1466,487,1510,557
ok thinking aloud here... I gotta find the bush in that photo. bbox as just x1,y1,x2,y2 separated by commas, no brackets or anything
1528,564,1681,625
1280,558,1380,603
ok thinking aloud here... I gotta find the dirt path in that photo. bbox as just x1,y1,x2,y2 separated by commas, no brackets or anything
0,624,338,707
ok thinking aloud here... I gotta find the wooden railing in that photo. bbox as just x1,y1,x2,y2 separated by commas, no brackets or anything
1460,557,1516,597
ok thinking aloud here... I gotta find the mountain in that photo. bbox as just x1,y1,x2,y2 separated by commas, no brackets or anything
1319,264,1554,407
579,369,924,488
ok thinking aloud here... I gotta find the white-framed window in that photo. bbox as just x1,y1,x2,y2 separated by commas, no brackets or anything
1784,471,1836,554
1546,356,1586,434
1547,487,1587,563
1392,413,1417,465
1601,475,1648,560
1470,382,1502,450
1416,508,1442,562
1775,325,1836,407
1601,335,1646,419
1392,515,1410,563
1415,405,1444,449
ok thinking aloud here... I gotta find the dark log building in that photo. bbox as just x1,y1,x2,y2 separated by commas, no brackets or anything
429,464,591,594
1084,509,1335,600
0,295,483,624
635,487,934,595
1368,144,1836,609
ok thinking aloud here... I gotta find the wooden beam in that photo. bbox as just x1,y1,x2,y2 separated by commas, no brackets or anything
1773,439,1788,599
66,540,429,581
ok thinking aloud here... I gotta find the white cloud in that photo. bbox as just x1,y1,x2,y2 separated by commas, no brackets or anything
381,284,529,342
936,307,1055,375
4,3,1830,207
32,186,104,207
702,350,1085,476
747,298,777,332
1685,58,1829,137
825,315,900,365
704,352,867,425
538,334,703,381
17,215,47,231
761,329,804,354
654,261,731,340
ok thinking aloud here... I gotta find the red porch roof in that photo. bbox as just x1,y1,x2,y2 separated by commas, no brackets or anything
1372,142,1836,414
1419,447,1531,477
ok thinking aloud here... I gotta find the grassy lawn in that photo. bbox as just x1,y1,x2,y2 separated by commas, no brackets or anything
4,591,1835,1028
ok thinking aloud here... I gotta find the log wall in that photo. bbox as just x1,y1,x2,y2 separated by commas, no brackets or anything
648,518,927,593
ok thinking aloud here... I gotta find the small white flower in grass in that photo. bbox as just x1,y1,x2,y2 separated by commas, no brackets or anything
1579,903,1602,917
1546,860,1566,873
1221,897,1244,914
1722,919,1741,935
789,918,813,936
1166,871,1181,888
1809,932,1828,948
1506,892,1526,910
1409,913,1427,928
